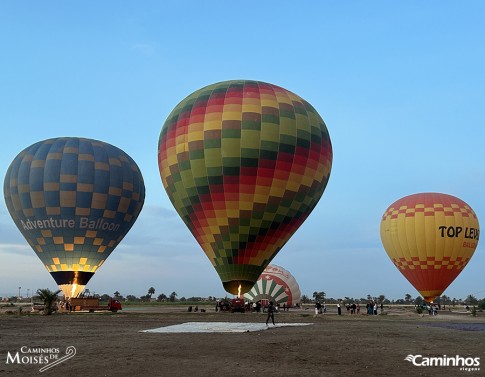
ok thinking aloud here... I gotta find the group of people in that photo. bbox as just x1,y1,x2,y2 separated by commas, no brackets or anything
215,299,250,312
211,299,285,326
314,301,326,314
214,299,294,316
345,302,361,314
328,301,384,315
215,300,233,312
258,301,290,313
365,301,383,315
187,305,205,312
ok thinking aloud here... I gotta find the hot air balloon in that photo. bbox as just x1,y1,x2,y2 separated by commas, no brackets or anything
244,264,301,307
4,137,145,298
158,80,332,295
380,193,480,303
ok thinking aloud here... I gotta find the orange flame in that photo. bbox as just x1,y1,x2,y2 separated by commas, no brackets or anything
237,284,241,298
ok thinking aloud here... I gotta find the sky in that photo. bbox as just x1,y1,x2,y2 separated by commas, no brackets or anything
0,1,484,301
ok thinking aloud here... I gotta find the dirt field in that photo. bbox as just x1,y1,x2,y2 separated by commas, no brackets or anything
1,306,484,377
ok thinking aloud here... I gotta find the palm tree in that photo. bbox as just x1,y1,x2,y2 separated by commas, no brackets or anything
441,295,449,309
169,291,177,302
313,291,325,302
148,287,155,298
466,294,478,305
36,288,61,315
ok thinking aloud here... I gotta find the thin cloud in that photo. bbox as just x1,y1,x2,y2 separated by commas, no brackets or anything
131,43,156,56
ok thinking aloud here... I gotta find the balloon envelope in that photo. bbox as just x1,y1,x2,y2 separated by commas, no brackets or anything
380,193,479,302
244,264,301,307
158,80,332,294
4,137,145,297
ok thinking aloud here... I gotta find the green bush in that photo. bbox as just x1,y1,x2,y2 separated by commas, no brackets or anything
478,300,485,311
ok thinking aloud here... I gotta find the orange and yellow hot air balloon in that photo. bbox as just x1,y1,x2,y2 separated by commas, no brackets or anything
380,193,480,302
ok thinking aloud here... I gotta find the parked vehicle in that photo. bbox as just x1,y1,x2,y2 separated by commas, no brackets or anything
65,297,122,312
230,297,246,313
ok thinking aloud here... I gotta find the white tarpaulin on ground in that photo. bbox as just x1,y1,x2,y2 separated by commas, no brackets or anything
140,322,313,333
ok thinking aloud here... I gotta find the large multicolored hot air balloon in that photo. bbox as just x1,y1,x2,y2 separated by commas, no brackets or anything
4,137,145,298
244,264,301,307
158,80,332,295
380,193,480,302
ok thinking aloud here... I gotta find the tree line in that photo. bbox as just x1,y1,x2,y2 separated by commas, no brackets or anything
300,291,484,308
7,287,483,309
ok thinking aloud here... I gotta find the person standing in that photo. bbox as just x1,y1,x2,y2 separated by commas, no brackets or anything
266,301,276,326
315,301,321,315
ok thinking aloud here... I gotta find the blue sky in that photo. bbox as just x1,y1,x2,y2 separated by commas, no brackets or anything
1,2,484,300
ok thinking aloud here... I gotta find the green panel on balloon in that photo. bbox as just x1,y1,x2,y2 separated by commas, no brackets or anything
159,80,332,295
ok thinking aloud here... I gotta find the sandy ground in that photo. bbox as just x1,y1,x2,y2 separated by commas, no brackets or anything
0,305,484,377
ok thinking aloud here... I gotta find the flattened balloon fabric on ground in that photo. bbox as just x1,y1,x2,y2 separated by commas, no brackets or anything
141,322,313,333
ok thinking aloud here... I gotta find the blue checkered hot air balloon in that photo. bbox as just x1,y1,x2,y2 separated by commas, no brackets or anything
3,137,145,297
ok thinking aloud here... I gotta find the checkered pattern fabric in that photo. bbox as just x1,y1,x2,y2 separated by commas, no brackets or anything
158,80,332,294
4,137,145,284
392,256,469,270
382,196,477,220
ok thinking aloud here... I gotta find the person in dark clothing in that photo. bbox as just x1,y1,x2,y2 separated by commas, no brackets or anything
266,302,276,326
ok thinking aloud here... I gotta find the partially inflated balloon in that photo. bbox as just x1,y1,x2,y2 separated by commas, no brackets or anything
158,80,332,294
244,264,301,307
380,193,479,302
4,137,145,297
